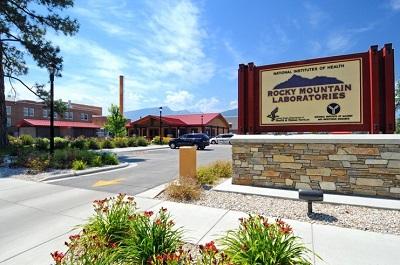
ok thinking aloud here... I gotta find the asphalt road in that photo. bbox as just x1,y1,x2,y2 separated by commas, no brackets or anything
49,145,232,195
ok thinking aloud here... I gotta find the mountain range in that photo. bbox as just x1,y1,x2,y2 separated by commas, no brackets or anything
274,74,344,90
124,106,192,121
124,107,238,121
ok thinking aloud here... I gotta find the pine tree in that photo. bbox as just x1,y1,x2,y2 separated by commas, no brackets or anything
0,0,79,148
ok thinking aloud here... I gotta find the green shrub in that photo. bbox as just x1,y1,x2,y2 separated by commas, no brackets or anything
20,134,35,146
101,152,119,165
51,148,98,169
101,139,115,149
220,215,314,265
54,137,69,149
26,155,50,172
72,160,87,170
197,166,218,185
35,138,50,150
165,178,201,201
87,138,101,150
70,136,87,149
91,155,103,167
197,160,232,185
120,207,183,264
136,137,148,146
127,137,138,147
211,160,232,179
113,137,128,148
151,136,171,145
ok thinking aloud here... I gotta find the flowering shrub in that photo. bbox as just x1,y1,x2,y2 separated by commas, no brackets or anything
220,215,314,265
86,193,137,244
51,200,317,265
119,207,183,264
51,195,183,265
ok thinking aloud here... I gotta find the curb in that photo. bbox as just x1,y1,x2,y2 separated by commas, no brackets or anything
41,162,130,182
99,145,170,153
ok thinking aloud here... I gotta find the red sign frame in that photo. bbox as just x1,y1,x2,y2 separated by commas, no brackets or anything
238,44,395,134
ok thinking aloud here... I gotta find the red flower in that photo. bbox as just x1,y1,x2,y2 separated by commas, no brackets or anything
50,251,64,263
160,207,168,212
204,241,218,253
144,211,154,217
155,219,162,225
69,234,80,241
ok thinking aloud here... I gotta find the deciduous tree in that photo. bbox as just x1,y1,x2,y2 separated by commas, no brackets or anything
105,104,127,137
0,0,79,148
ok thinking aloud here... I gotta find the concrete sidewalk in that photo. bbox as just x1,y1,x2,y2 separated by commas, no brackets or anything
1,178,399,265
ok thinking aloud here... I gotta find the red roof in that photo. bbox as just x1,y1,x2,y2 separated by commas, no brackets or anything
18,119,101,129
165,113,221,126
129,113,225,127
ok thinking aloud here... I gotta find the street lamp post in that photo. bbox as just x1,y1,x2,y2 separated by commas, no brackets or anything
201,114,204,133
49,65,56,154
159,107,163,143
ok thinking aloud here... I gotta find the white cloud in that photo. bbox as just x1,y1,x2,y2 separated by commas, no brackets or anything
304,2,327,27
165,90,194,110
229,100,238,109
194,97,220,113
127,0,215,87
326,34,351,52
390,0,400,10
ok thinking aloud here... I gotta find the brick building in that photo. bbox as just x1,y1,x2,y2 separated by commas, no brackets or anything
128,113,230,139
5,99,102,138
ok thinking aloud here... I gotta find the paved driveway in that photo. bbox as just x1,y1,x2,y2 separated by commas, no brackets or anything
49,145,232,194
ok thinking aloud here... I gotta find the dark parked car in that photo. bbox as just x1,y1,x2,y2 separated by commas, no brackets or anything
169,133,210,150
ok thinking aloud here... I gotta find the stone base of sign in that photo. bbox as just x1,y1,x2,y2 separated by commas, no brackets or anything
231,134,400,199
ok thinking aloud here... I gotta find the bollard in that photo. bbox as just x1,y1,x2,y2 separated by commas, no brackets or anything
179,146,197,179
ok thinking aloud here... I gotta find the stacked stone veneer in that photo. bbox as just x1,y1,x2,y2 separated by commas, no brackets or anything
232,135,400,199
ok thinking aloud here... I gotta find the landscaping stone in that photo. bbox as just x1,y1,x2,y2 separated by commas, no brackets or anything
328,155,358,161
356,178,384,187
306,168,331,176
273,155,294,162
320,182,337,190
365,159,388,165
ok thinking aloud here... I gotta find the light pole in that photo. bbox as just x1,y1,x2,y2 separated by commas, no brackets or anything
49,64,56,154
201,114,204,133
159,106,163,143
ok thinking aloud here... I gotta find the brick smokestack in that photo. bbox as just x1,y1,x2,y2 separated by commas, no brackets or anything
119,75,124,115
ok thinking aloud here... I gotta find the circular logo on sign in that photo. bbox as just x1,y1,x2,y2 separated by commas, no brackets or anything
327,103,341,115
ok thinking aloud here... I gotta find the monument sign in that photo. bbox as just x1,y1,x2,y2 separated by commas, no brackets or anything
238,44,395,134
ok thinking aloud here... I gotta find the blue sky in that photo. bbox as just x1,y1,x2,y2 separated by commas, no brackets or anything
6,0,400,114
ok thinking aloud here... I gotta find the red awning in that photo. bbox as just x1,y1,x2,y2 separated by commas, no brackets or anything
18,119,101,129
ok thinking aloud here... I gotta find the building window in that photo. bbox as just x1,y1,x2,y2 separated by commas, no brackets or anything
6,106,11,116
43,109,58,119
24,107,34,117
64,112,73,120
7,117,11,127
80,113,89,121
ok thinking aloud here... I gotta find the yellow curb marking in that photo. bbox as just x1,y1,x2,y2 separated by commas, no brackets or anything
93,178,125,187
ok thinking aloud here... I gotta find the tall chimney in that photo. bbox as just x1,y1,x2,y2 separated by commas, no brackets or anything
119,75,124,115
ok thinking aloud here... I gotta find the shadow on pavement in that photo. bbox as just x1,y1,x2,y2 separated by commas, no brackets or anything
307,212,338,223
